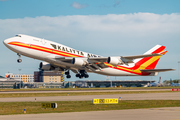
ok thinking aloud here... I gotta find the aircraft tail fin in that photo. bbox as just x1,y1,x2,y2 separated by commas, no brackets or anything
134,45,167,70
170,79,173,85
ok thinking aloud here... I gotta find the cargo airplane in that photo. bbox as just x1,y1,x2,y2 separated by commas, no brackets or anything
3,34,174,79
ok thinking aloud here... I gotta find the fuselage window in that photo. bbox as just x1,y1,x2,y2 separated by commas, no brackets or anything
15,35,21,37
81,52,84,56
88,54,90,57
69,49,72,53
77,51,80,55
72,50,76,54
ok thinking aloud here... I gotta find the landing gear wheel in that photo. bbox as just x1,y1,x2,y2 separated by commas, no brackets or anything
79,75,83,79
17,59,22,63
65,71,70,75
76,70,89,78
65,70,71,78
17,53,22,63
84,74,89,78
76,74,80,77
66,75,71,79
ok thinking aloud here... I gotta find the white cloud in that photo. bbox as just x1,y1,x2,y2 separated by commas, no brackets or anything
71,2,88,9
1,13,180,80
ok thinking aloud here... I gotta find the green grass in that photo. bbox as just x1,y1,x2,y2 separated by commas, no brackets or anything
0,100,180,115
0,91,179,98
0,86,180,92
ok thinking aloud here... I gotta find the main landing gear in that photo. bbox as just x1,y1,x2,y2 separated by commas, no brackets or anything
76,70,89,79
17,53,22,63
65,70,89,79
65,70,71,79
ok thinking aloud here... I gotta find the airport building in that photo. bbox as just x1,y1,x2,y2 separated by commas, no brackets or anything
0,75,23,89
1,72,156,88
34,71,64,83
74,80,155,88
7,73,34,83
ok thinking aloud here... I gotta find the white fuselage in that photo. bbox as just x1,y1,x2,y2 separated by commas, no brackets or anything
3,34,154,76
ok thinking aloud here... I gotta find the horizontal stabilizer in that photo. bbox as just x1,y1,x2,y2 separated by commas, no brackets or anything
140,69,175,73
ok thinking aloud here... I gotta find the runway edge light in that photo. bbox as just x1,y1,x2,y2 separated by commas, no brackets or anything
24,109,26,114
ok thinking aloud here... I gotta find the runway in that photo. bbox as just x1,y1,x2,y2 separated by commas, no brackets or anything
1,91,180,119
0,107,180,120
0,92,180,102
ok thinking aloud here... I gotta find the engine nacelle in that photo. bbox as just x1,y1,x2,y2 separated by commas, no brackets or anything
107,57,124,65
72,58,87,66
39,62,51,70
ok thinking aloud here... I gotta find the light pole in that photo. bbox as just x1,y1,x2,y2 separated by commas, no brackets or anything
178,61,180,83
19,69,21,74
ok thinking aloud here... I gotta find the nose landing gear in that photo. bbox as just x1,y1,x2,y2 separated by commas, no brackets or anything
17,53,22,63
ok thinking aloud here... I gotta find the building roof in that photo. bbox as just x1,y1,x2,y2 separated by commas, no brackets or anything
0,75,5,78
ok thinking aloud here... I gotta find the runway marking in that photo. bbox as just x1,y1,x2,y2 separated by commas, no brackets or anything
147,108,180,111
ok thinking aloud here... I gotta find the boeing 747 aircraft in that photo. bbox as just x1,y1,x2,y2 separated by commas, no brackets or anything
3,34,174,79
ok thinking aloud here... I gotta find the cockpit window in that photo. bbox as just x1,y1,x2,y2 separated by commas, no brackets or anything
15,35,21,37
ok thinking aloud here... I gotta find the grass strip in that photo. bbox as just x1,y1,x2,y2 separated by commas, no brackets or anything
0,86,180,92
0,100,180,115
0,91,179,98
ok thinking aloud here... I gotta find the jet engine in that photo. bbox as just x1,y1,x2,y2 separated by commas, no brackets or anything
39,62,52,70
107,57,124,65
72,58,87,66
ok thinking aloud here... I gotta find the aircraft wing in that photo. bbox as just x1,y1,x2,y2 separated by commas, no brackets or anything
88,54,161,63
54,53,163,70
120,53,162,63
140,69,175,73
55,56,108,63
88,57,108,63
121,53,161,60
54,56,108,71
55,56,73,63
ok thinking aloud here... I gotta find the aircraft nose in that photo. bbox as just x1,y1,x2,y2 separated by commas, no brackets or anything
3,39,9,46
3,38,13,47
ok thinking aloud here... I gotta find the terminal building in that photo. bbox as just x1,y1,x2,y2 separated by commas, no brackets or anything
0,75,23,89
74,80,155,88
34,71,64,83
1,72,156,88
4,71,64,83
6,73,34,83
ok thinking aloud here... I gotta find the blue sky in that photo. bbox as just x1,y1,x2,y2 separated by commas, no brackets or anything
1,0,180,19
0,0,180,82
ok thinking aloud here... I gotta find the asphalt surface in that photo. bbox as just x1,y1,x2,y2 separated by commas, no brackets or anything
0,92,180,102
0,107,180,120
0,89,180,119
